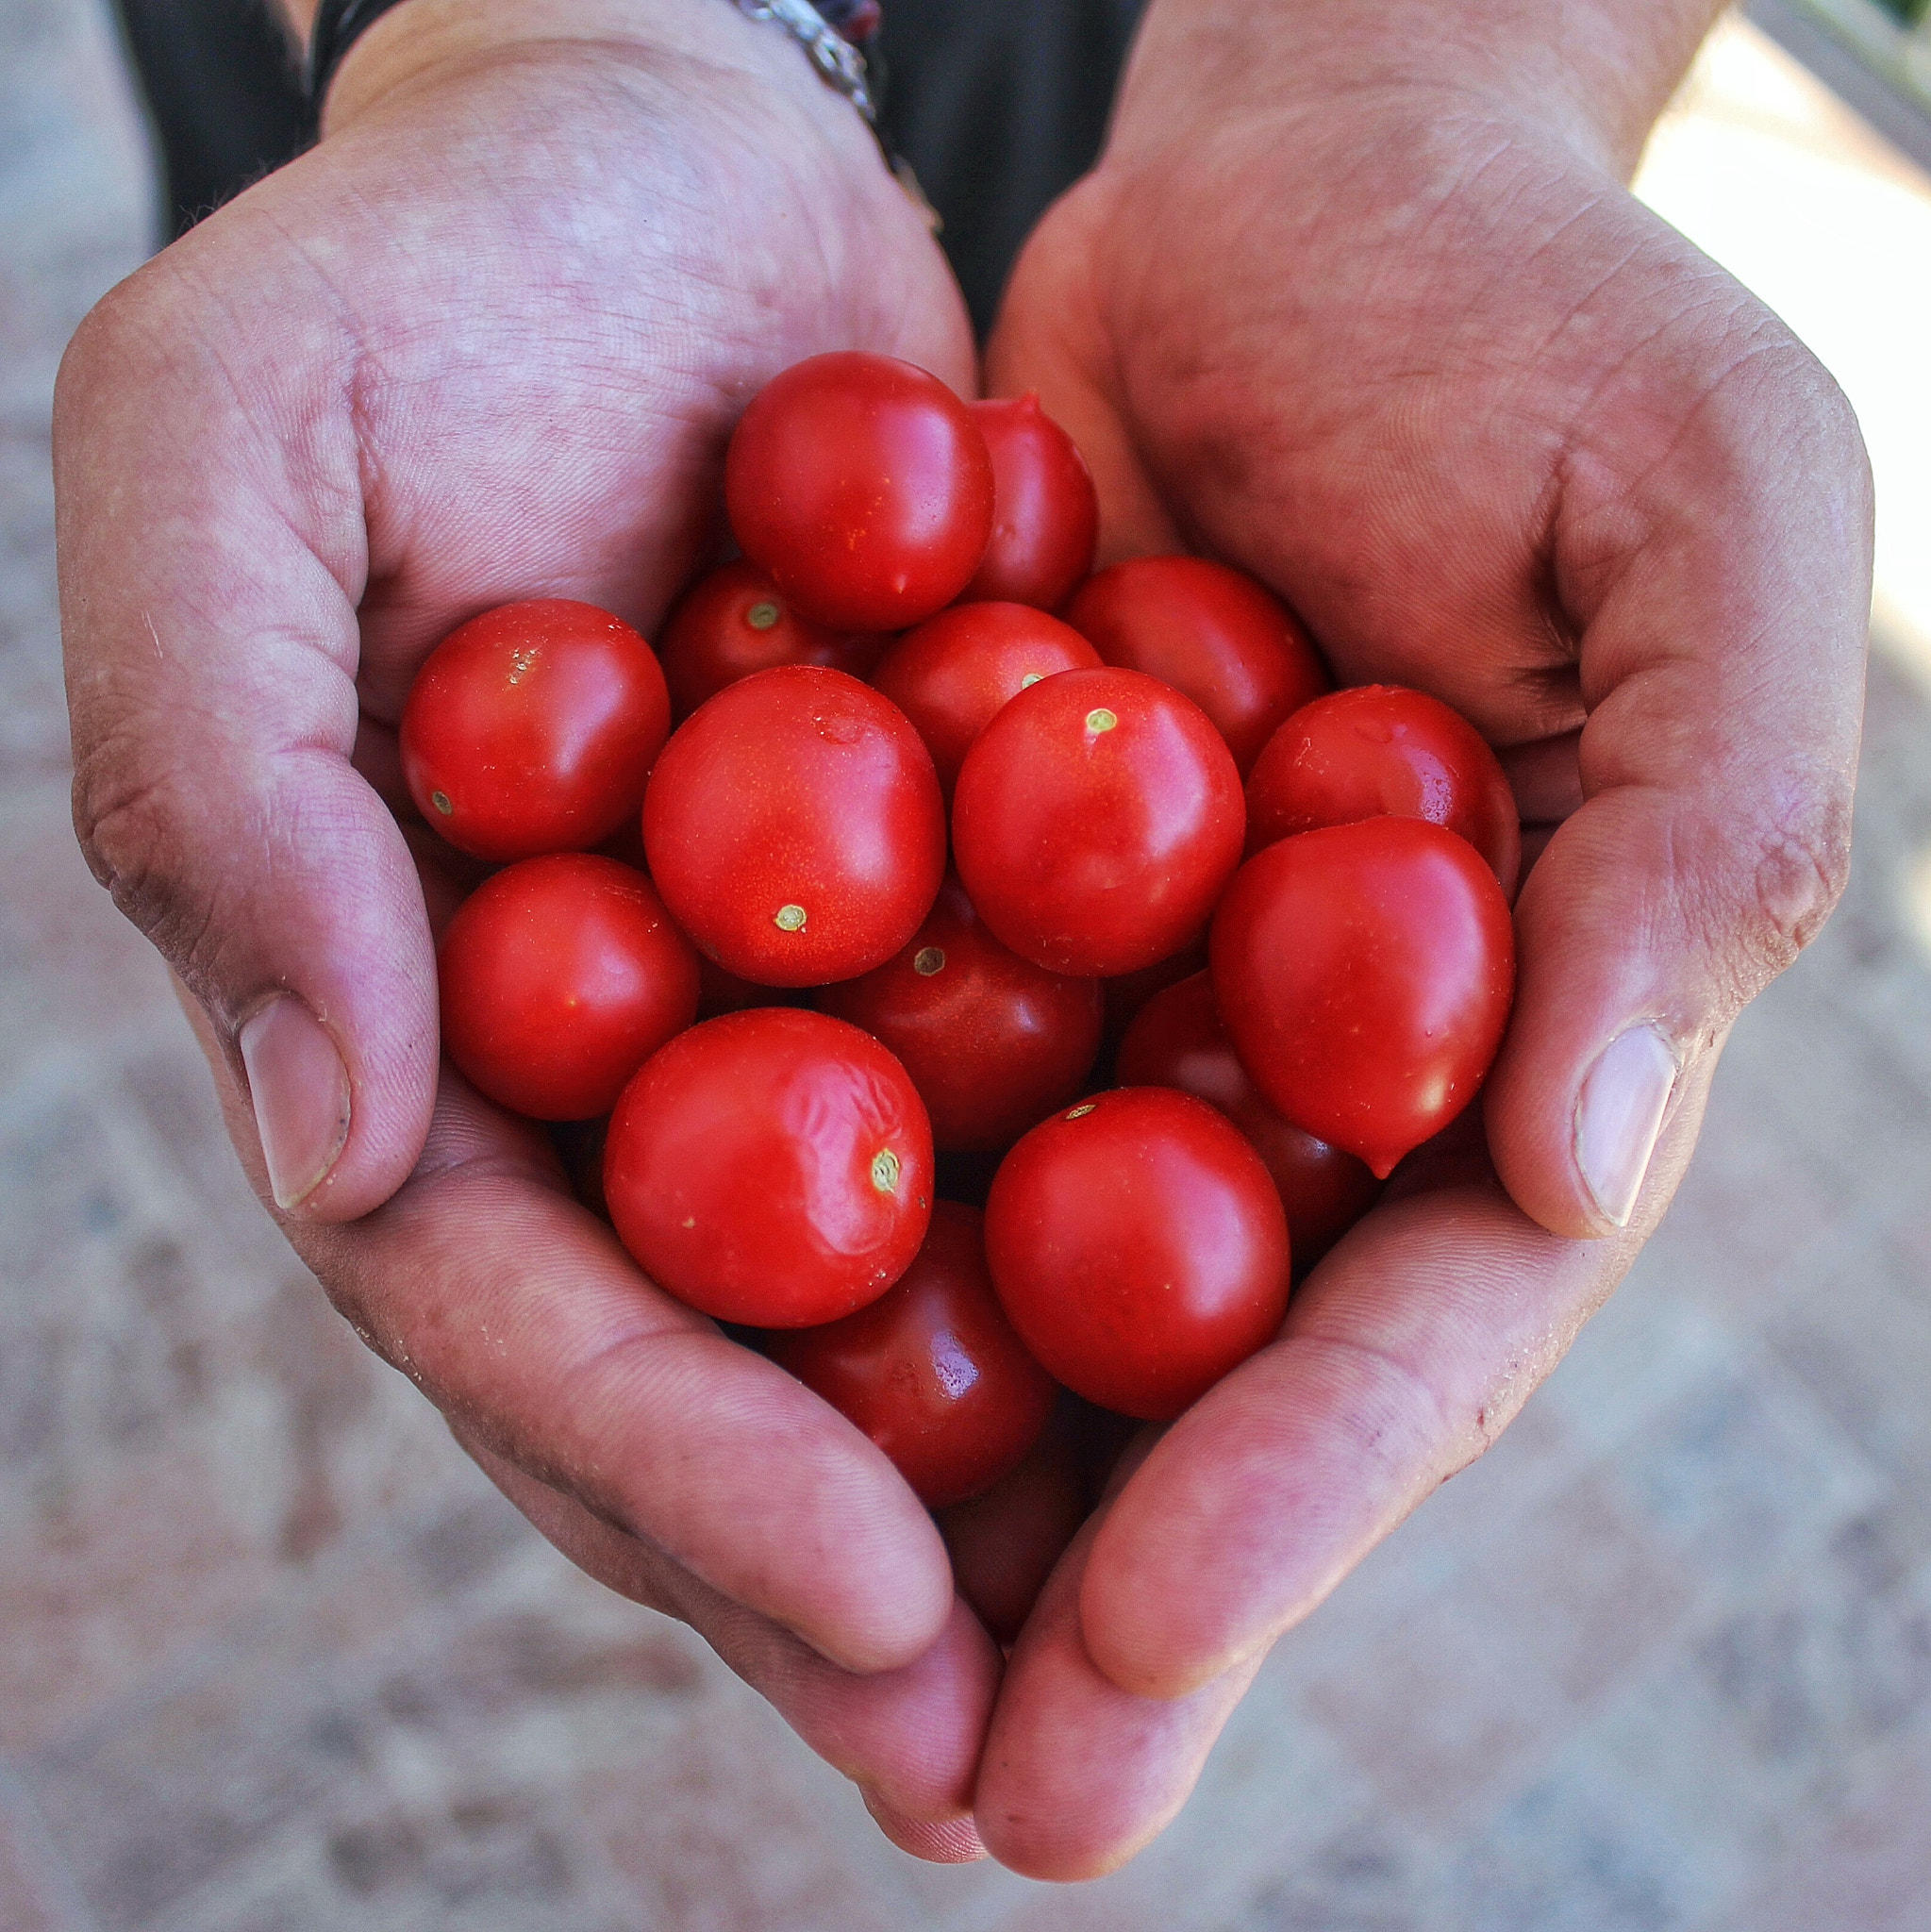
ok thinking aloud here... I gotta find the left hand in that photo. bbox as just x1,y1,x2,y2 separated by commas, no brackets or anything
969,0,1871,1875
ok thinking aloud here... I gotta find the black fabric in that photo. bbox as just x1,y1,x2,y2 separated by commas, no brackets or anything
878,0,1146,333
109,0,1147,323
112,0,308,238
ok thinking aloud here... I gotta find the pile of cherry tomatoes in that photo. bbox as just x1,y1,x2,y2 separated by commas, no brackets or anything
400,352,1518,1512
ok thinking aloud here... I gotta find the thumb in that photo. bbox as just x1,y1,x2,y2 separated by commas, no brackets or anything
1485,330,1870,1237
56,260,436,1223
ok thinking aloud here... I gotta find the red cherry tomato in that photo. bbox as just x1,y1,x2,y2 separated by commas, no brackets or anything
1117,972,1380,1269
1064,558,1329,776
657,559,884,723
953,667,1244,977
1210,818,1515,1178
963,393,1099,608
1245,683,1522,896
819,874,1103,1151
724,352,994,631
764,1202,1057,1507
642,665,946,986
438,854,699,1122
869,601,1101,802
400,599,670,862
1099,939,1210,1059
984,1088,1290,1420
604,1009,934,1326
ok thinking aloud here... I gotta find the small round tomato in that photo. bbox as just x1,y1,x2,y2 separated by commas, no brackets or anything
819,875,1103,1151
604,1009,934,1326
438,855,699,1121
1117,972,1379,1269
400,598,669,861
657,559,885,723
1064,558,1328,776
869,601,1100,801
962,394,1099,608
1210,818,1515,1178
1100,939,1210,1060
764,1202,1057,1507
984,1088,1290,1420
725,352,993,631
1245,683,1522,895
952,667,1244,977
642,665,946,986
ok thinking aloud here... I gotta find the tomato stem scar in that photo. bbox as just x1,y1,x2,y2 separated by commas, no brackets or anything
774,904,807,931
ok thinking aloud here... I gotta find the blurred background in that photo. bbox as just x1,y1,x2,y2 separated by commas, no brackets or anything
2,1,1928,1926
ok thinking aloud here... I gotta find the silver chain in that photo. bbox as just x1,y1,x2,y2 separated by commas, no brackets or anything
734,0,877,123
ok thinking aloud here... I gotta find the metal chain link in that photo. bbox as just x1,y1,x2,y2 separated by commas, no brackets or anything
734,0,878,122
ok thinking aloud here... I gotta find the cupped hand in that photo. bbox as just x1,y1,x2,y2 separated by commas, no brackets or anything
978,0,1871,1875
57,0,995,1853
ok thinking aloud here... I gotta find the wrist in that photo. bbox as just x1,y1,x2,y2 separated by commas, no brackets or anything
1110,0,1725,179
321,0,872,158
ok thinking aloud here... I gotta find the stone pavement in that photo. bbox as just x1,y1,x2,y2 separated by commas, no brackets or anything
2,3,1928,1927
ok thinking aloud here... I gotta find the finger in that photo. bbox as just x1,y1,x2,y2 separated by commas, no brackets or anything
179,988,957,1673
974,1497,1263,1879
1073,1081,1710,1701
462,1433,1000,1840
1485,324,1869,1238
57,252,435,1224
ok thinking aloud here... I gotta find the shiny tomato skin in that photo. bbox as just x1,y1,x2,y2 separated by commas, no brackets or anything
401,599,671,862
724,352,994,631
1246,683,1521,895
603,1008,935,1326
985,1088,1290,1420
1064,558,1329,777
1210,818,1515,1178
1100,939,1211,1060
869,601,1101,802
764,1202,1057,1507
438,855,699,1122
818,875,1103,1152
642,665,946,987
962,394,1099,608
1117,972,1380,1269
952,667,1245,977
658,559,885,723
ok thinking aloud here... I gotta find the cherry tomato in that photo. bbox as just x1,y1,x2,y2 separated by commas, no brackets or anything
438,855,699,1121
937,1418,1086,1648
764,1202,1056,1507
984,1088,1290,1420
604,1008,934,1326
962,394,1099,608
819,875,1103,1152
953,667,1244,977
642,665,946,986
869,601,1101,802
1117,972,1379,1269
1100,939,1210,1060
400,598,670,861
1245,683,1522,895
657,559,885,723
1063,558,1329,776
724,352,993,631
1210,818,1515,1178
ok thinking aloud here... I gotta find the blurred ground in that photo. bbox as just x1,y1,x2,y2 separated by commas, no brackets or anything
2,4,1928,1928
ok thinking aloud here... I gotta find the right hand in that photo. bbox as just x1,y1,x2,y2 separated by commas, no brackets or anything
56,0,995,1858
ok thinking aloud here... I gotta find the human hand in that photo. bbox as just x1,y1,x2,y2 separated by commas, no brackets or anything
57,0,996,1857
977,0,1871,1874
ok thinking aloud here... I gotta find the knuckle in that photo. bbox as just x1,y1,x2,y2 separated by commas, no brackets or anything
1713,770,1855,999
71,733,233,996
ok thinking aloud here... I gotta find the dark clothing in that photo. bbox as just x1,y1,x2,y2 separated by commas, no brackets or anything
110,0,1147,334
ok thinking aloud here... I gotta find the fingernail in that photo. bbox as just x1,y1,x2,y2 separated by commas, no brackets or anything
239,996,352,1210
1573,1024,1678,1230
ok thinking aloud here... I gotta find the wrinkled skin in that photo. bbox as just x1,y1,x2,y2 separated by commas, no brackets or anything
57,0,1870,1884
